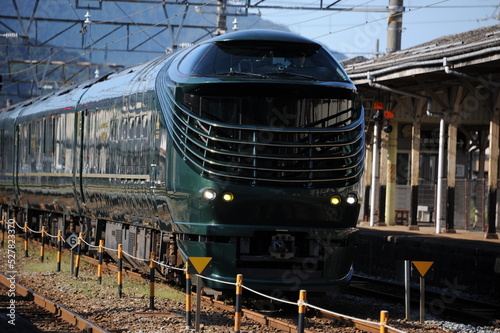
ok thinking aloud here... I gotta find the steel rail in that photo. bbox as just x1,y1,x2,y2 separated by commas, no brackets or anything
0,273,110,333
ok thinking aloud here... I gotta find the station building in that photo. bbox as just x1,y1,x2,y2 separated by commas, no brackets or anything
343,24,500,238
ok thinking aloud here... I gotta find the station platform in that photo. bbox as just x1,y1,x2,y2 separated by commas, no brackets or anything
353,223,500,303
357,222,500,243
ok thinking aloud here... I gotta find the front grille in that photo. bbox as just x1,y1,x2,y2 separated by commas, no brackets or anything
158,84,364,188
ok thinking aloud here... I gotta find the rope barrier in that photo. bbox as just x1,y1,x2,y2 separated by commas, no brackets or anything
153,259,186,272
196,274,236,287
242,284,298,306
7,223,406,332
77,236,186,272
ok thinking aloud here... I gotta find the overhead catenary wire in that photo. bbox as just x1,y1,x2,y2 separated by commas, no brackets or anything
312,0,450,40
0,0,217,79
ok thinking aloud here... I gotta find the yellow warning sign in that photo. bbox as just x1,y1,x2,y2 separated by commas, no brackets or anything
412,261,434,277
188,257,212,275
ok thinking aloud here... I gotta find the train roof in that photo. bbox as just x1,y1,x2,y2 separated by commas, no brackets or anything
208,29,318,45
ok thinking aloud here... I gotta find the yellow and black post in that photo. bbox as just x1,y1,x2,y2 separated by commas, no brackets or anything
74,232,83,277
117,244,123,298
40,226,46,262
297,290,307,333
149,252,155,310
234,274,243,333
380,310,388,333
1,216,5,247
24,222,29,257
56,230,62,271
185,262,192,329
97,240,104,284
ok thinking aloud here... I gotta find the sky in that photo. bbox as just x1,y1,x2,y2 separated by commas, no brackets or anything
254,0,500,58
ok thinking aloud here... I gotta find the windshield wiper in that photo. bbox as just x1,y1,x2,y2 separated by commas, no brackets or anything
215,71,269,79
262,72,317,81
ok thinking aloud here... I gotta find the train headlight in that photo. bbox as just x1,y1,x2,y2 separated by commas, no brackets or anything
200,187,217,201
222,192,234,202
330,194,342,206
346,193,358,205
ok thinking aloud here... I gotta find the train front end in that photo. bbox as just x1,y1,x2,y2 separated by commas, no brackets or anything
157,30,364,292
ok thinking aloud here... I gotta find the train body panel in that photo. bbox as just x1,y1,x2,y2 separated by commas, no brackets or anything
0,29,365,292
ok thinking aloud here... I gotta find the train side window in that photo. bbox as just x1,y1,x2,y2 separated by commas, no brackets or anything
135,116,141,139
130,117,135,140
121,118,128,140
110,119,118,141
34,119,42,172
142,115,148,139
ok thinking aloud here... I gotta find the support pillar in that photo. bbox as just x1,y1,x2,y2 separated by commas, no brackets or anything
486,93,500,239
409,102,423,230
446,119,458,233
363,140,373,222
370,120,380,227
378,129,389,226
385,123,397,226
435,117,446,234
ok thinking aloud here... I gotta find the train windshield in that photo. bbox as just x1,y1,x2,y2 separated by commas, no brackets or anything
178,41,350,82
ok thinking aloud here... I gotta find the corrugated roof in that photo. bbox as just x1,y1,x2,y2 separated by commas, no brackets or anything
344,24,500,76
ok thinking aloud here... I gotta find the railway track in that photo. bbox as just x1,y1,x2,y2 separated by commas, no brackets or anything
0,273,109,333
350,274,500,326
2,238,448,332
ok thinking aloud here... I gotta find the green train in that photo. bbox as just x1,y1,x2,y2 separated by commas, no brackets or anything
0,30,364,293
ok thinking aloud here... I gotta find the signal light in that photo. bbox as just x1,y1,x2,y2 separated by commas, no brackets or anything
346,193,358,205
222,192,234,202
330,195,342,206
200,188,217,201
